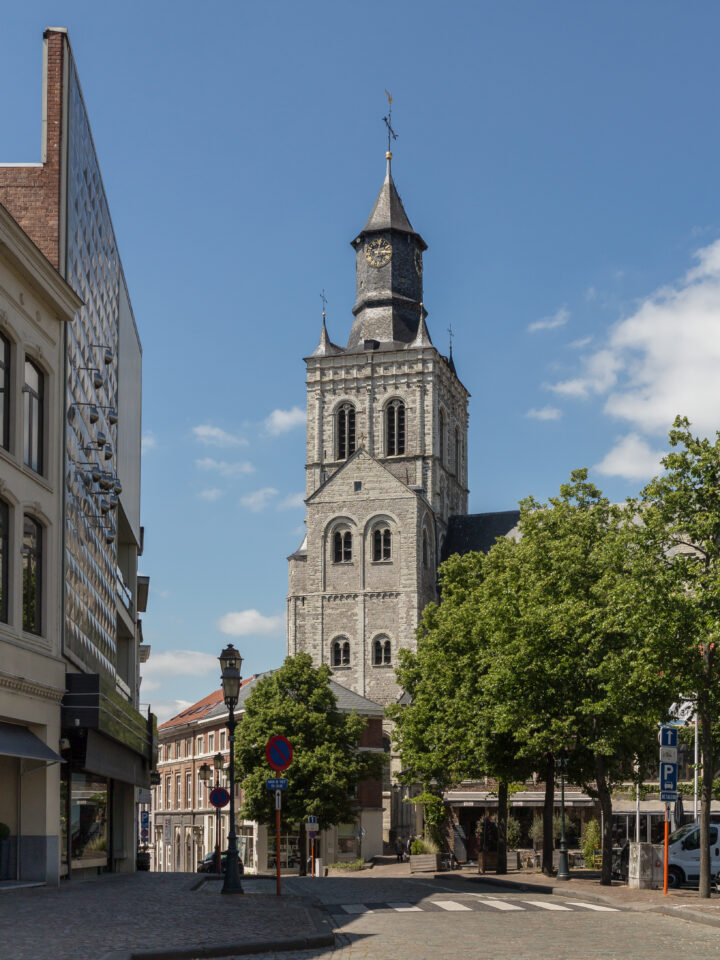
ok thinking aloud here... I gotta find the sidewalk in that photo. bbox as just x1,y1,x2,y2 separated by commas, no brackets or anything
0,873,334,960
442,863,720,929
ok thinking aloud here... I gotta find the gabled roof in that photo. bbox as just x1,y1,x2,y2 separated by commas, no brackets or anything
158,676,255,730
362,166,418,238
442,510,521,560
305,446,424,506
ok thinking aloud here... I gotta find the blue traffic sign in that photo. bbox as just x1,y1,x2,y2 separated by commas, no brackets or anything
141,810,149,827
140,828,149,840
308,815,318,823
266,778,288,790
266,735,293,772
660,762,678,792
661,791,678,802
209,786,230,808
659,726,678,748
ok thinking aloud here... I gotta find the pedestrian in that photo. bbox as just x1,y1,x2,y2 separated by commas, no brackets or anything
394,836,405,863
406,833,414,860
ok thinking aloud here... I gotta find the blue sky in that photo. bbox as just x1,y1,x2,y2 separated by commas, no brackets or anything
3,2,720,720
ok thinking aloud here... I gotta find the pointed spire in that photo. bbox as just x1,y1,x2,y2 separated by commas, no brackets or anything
363,164,415,235
410,303,432,347
311,297,343,357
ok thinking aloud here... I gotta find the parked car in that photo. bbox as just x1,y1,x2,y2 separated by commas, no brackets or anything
611,842,629,882
197,850,244,874
666,823,720,888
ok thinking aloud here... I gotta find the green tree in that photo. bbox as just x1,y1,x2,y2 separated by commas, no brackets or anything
236,654,382,874
635,418,720,897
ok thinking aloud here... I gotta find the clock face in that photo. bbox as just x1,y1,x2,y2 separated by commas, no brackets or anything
414,248,423,277
365,237,392,268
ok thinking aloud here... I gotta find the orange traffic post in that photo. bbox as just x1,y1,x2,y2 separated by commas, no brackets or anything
663,804,669,895
275,802,282,896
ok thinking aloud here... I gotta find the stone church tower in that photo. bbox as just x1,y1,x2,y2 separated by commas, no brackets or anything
287,153,470,713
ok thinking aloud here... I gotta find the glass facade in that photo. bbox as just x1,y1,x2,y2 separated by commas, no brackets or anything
67,773,109,867
63,55,121,676
22,515,42,634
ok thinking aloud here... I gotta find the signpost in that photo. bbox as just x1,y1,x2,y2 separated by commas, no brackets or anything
307,815,318,877
209,787,230,809
659,726,679,895
266,736,293,895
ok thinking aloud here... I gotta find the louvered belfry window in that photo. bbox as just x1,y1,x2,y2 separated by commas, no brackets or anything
386,400,405,456
337,403,356,460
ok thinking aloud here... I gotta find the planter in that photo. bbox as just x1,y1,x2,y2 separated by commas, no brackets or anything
478,850,497,873
409,853,441,873
136,851,151,872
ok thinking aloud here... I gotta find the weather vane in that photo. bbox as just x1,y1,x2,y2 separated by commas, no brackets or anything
383,90,397,159
320,289,328,320
447,324,454,354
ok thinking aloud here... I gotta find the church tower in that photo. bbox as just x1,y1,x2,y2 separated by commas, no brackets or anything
287,151,470,711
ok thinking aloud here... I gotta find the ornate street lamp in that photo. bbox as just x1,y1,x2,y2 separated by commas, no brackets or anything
219,643,243,894
556,750,570,881
211,752,224,873
198,763,213,868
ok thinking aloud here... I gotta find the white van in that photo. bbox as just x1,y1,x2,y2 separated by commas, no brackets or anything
667,823,720,887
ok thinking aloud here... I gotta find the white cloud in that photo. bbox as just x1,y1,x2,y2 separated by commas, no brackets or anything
277,492,305,510
594,433,665,481
195,458,255,477
569,336,593,349
142,651,218,696
528,306,569,333
563,237,720,436
198,488,223,501
240,487,278,512
192,424,247,447
526,406,562,421
150,699,194,724
142,431,157,452
217,609,284,636
264,406,306,435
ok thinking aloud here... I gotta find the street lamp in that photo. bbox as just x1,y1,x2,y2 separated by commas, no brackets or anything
556,751,570,881
198,762,213,870
219,643,243,894
211,752,224,873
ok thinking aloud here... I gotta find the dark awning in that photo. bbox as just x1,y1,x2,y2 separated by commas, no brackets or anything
0,721,63,765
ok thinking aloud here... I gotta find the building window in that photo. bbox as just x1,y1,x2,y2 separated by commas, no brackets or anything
166,776,171,810
331,639,350,667
385,400,406,456
220,730,226,751
22,515,42,634
333,530,352,563
209,732,215,752
175,774,181,809
176,741,181,760
0,498,8,623
157,781,163,811
372,527,392,561
423,529,430,569
197,734,203,754
373,637,391,666
186,772,192,809
198,774,205,808
23,358,44,473
0,334,9,451
439,409,446,465
337,403,356,460
186,738,192,757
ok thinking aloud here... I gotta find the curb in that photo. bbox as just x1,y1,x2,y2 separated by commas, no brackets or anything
100,932,336,960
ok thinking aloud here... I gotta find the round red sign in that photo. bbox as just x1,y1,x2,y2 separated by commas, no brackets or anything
266,735,293,772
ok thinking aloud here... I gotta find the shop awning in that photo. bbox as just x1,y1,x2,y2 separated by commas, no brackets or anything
0,721,63,769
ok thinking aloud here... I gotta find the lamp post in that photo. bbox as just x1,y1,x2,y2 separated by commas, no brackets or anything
219,643,243,894
198,761,212,866
208,752,224,873
556,751,570,881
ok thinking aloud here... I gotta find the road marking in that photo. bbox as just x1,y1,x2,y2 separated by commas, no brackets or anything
341,904,371,914
522,900,572,911
387,902,423,912
435,900,472,911
474,899,525,911
566,901,619,912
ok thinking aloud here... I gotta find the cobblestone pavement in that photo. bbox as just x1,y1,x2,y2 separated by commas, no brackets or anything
0,873,323,960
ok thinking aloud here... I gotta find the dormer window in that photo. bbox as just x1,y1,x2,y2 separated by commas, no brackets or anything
385,400,406,456
337,403,356,460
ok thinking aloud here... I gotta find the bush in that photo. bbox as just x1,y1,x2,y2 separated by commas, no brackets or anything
528,815,543,848
582,819,601,868
506,816,522,851
328,859,364,871
410,838,439,855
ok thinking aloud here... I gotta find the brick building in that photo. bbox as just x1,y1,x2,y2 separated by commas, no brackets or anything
152,674,384,871
0,28,154,880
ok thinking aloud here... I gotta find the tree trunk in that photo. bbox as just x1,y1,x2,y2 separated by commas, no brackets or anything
699,691,713,899
496,780,508,875
595,754,613,886
542,754,555,876
299,821,307,876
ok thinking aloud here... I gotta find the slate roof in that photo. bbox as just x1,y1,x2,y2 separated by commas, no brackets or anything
363,166,416,236
442,510,521,561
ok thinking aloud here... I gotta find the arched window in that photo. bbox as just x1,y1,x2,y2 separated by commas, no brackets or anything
422,529,429,569
332,639,350,667
24,358,44,473
373,637,392,666
333,529,352,563
385,400,406,456
337,403,356,460
455,426,461,476
0,498,8,623
22,515,42,635
373,527,392,562
439,409,445,465
0,334,9,451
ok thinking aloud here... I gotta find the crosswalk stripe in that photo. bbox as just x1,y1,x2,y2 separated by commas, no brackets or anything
522,900,572,911
387,902,423,912
565,901,619,912
435,900,472,911
341,904,371,913
474,899,525,911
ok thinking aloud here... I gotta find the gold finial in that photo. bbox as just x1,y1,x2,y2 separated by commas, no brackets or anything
320,288,328,322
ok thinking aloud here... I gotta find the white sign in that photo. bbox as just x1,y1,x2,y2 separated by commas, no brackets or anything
275,789,282,811
659,746,677,763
